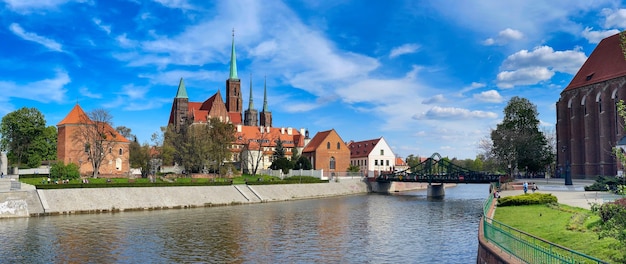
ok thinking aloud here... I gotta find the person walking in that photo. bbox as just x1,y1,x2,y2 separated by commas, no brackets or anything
523,181,528,194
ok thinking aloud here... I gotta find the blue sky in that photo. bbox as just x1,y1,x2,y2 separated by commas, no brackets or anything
1,0,626,160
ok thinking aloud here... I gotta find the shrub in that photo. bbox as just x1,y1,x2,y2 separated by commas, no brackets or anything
49,161,80,180
497,193,558,207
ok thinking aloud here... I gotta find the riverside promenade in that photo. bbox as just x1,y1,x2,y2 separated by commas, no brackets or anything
498,178,622,209
0,177,375,218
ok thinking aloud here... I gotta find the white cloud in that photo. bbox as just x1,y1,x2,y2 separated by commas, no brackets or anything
2,0,75,13
457,82,486,96
79,87,102,99
496,46,586,88
93,18,111,35
9,23,64,52
581,27,620,44
413,106,498,120
603,8,626,28
422,94,446,104
389,43,420,58
473,90,503,103
152,0,194,10
483,28,524,46
0,70,69,103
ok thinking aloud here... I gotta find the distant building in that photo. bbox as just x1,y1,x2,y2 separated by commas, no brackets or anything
302,129,350,175
167,33,306,172
395,157,409,172
556,32,626,177
57,104,130,177
347,137,396,177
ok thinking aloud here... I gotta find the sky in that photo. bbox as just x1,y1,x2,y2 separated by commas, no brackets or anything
1,0,626,160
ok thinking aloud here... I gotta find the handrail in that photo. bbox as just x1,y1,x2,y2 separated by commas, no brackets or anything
482,186,608,264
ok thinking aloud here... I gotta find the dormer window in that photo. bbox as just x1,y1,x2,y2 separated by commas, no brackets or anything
586,73,594,81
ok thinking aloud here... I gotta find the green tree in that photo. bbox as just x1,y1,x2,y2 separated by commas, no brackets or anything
347,164,360,172
129,138,150,178
293,156,312,170
0,107,56,168
406,154,422,168
273,139,286,159
49,161,80,180
270,157,293,174
490,96,553,173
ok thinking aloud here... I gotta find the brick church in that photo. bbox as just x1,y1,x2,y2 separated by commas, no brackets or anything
168,33,308,173
556,32,626,178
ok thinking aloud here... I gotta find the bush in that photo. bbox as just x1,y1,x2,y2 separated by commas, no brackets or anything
49,161,80,180
497,193,558,207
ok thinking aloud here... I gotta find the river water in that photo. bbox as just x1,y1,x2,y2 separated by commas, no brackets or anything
0,184,490,263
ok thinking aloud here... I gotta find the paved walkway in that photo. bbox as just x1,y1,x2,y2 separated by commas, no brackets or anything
499,178,623,210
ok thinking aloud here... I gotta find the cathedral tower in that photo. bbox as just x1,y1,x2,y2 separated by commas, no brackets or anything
169,77,189,131
226,30,242,120
259,77,272,127
244,74,258,126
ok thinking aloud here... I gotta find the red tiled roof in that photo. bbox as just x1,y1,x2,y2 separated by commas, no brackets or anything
234,125,304,150
348,138,381,158
395,157,406,166
57,104,92,125
302,129,332,153
229,112,242,125
563,33,626,92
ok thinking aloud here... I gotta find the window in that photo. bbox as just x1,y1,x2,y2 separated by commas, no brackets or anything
380,149,384,155
598,97,602,113
386,160,389,166
337,142,340,149
330,157,336,169
84,143,90,153
109,147,112,154
119,148,123,155
327,142,330,149
375,160,378,165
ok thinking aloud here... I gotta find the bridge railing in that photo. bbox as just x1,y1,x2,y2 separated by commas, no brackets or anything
482,191,607,264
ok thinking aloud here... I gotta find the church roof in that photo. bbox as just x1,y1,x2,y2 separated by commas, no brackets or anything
348,138,382,158
57,104,92,125
302,129,334,153
563,33,626,93
175,77,188,99
229,31,239,80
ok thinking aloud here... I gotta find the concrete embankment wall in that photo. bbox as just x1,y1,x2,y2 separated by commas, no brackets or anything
0,179,371,218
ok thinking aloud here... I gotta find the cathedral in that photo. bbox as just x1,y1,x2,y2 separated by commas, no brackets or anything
168,33,307,173
556,32,626,178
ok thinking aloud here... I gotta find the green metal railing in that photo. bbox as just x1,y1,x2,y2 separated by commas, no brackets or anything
482,189,608,264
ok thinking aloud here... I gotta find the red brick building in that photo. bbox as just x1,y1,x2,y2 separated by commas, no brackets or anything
57,104,130,177
301,129,350,175
556,32,626,178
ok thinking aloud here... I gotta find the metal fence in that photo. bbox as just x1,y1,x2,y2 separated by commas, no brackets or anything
482,191,607,264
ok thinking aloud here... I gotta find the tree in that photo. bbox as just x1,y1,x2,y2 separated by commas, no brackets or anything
116,126,134,141
406,154,422,168
49,161,80,180
347,164,360,172
0,107,56,168
74,109,122,178
240,128,278,176
206,119,235,176
490,96,554,173
129,138,151,178
293,156,312,170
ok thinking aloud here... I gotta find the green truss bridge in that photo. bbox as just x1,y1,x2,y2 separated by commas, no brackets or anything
376,153,503,196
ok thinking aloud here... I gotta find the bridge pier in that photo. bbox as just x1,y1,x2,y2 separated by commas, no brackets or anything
427,184,445,197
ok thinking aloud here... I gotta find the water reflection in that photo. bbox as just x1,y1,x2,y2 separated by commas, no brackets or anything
0,184,489,263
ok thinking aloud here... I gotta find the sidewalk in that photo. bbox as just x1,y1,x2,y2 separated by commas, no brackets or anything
499,178,622,210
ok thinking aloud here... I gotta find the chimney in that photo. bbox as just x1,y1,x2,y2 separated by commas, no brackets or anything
236,124,242,132
281,127,285,134
287,127,292,135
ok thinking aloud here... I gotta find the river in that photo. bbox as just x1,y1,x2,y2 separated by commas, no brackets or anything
0,183,490,263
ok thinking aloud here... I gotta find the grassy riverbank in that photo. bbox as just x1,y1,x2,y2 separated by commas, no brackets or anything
494,203,619,262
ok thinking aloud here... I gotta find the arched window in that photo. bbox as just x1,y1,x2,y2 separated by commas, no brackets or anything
337,142,340,149
330,157,336,170
119,148,123,155
327,142,330,149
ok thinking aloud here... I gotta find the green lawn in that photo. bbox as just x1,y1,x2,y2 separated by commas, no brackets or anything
494,203,619,263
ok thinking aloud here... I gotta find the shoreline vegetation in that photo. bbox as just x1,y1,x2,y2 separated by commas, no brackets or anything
19,174,328,189
494,193,620,263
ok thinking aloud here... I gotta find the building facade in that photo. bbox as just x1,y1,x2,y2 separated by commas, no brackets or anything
347,137,396,177
167,33,304,172
301,129,350,175
57,104,130,177
556,32,626,178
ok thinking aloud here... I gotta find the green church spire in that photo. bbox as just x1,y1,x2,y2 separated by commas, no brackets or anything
175,77,188,98
229,29,239,80
263,76,268,112
248,73,254,109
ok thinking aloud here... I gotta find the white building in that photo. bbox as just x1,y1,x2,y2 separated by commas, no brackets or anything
347,137,396,177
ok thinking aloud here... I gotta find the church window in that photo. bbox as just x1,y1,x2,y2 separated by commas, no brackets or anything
598,98,602,113
119,148,123,155
330,157,336,170
337,142,340,149
327,142,330,149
